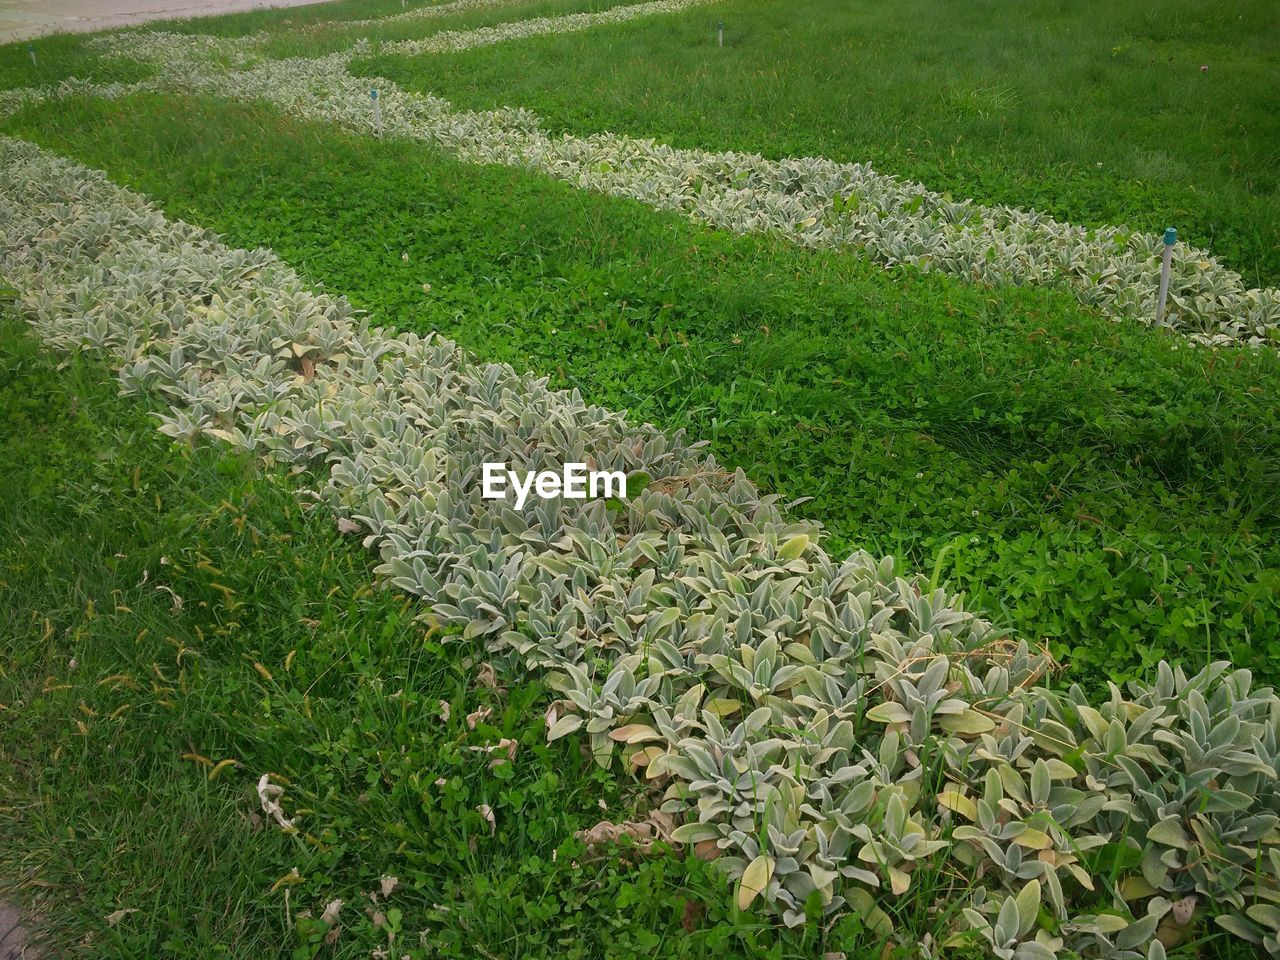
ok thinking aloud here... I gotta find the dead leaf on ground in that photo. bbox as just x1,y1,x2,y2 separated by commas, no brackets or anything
694,838,723,862
320,898,343,925
575,810,675,855
681,899,704,932
475,662,500,693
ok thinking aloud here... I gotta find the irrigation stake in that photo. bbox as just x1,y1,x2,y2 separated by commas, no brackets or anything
1156,227,1176,326
717,20,724,47
371,88,383,138
28,44,37,67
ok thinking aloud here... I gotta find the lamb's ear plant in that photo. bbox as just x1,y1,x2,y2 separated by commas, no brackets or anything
4,131,1280,959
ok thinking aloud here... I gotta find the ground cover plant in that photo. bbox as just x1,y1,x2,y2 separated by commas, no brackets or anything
0,317,790,960
1,0,1279,956
6,94,1277,690
6,129,1280,960
354,0,1280,288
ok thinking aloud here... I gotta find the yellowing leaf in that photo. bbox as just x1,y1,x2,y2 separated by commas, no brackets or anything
737,855,773,910
937,786,977,820
628,746,665,769
1013,828,1053,850
608,724,662,744
705,698,743,717
777,534,810,561
889,866,910,895
866,701,912,724
938,709,996,735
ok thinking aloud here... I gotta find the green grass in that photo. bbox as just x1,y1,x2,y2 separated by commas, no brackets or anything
247,0,647,63
141,0,543,37
0,0,634,92
353,0,1280,287
6,94,1279,691
2,317,900,959
0,32,152,92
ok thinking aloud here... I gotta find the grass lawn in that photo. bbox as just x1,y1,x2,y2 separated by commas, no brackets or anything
0,317,844,959
0,0,634,91
6,94,1278,691
3,0,1280,955
354,0,1280,287
0,32,152,95
247,0,649,63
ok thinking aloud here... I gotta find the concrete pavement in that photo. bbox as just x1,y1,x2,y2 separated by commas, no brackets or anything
0,0,339,44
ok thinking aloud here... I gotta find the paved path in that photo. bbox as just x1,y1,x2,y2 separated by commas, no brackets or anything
0,0,339,43
0,902,34,960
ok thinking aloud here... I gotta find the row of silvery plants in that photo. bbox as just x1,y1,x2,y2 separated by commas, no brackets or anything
63,0,721,65
4,135,1280,957
331,0,547,31
28,3,1272,348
